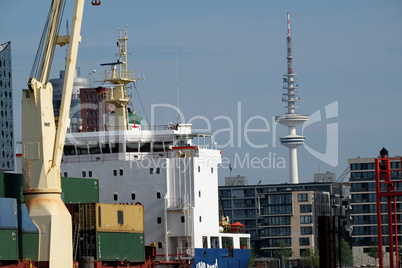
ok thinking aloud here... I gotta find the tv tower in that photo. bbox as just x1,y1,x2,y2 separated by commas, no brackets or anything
275,12,309,184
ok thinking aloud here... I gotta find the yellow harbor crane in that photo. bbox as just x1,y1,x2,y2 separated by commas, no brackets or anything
22,1,85,267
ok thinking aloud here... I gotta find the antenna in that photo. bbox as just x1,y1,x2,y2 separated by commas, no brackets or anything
175,49,180,124
275,12,309,184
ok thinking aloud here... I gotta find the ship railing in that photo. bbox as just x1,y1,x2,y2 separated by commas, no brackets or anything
165,198,193,209
62,151,170,164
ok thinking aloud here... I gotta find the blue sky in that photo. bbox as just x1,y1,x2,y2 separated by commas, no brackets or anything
1,0,402,185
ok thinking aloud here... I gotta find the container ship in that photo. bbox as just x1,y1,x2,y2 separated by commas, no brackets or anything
0,3,251,268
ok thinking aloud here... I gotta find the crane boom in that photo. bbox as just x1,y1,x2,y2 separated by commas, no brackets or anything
22,1,85,267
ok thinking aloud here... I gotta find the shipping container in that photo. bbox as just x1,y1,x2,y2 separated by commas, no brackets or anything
72,203,144,233
0,173,24,203
96,232,144,262
96,203,144,233
18,232,39,261
17,204,39,233
61,177,99,204
0,173,99,204
0,229,18,260
0,198,17,229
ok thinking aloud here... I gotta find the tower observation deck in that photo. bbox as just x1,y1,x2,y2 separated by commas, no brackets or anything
275,12,309,184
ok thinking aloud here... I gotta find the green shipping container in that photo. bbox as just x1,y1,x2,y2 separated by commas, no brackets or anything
96,232,144,262
18,232,39,261
0,229,18,260
61,177,99,204
0,174,99,204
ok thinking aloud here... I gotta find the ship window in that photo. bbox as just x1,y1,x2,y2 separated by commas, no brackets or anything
165,141,173,149
181,216,185,223
157,217,162,224
139,142,151,153
156,167,160,174
157,192,161,199
199,216,202,222
111,143,122,153
76,145,89,155
210,237,219,249
211,167,213,174
89,171,93,177
89,144,101,154
150,168,154,174
82,171,86,178
153,142,164,152
63,145,76,155
101,143,111,154
113,170,117,176
199,191,201,197
158,242,162,249
202,236,207,248
126,142,139,152
131,193,135,200
117,211,123,224
114,193,118,201
198,166,200,173
119,169,123,176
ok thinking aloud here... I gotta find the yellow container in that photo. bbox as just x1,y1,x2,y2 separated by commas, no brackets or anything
95,203,144,233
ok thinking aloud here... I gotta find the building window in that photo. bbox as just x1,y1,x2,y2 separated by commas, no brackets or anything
114,193,118,201
157,192,161,199
298,193,308,202
198,166,200,173
181,216,185,223
150,168,154,174
211,167,213,174
113,170,117,176
63,172,68,177
299,237,310,246
89,171,93,177
300,204,312,213
199,191,201,197
131,193,135,200
156,167,160,174
82,171,86,178
158,242,162,249
301,226,313,235
157,217,162,224
300,215,312,224
199,216,202,222
119,169,123,176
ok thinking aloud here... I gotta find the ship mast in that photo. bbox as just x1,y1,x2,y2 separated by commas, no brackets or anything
102,26,144,130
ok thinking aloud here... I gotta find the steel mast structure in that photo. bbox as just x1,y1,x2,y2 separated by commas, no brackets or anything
276,12,309,184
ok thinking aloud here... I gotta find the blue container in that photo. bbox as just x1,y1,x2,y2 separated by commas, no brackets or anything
0,198,18,229
17,204,39,233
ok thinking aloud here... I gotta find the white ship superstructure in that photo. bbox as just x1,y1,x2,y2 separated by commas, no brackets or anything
60,28,250,266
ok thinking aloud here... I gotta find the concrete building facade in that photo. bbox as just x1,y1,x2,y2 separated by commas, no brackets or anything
348,156,402,267
219,176,346,265
0,41,14,171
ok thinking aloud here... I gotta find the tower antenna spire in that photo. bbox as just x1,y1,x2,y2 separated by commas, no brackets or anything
275,12,309,184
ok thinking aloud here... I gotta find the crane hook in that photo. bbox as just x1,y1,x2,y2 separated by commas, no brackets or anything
92,0,101,6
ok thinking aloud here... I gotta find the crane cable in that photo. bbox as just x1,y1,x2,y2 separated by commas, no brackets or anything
30,0,66,82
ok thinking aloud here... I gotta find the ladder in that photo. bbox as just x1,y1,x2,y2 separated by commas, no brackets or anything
73,223,80,261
